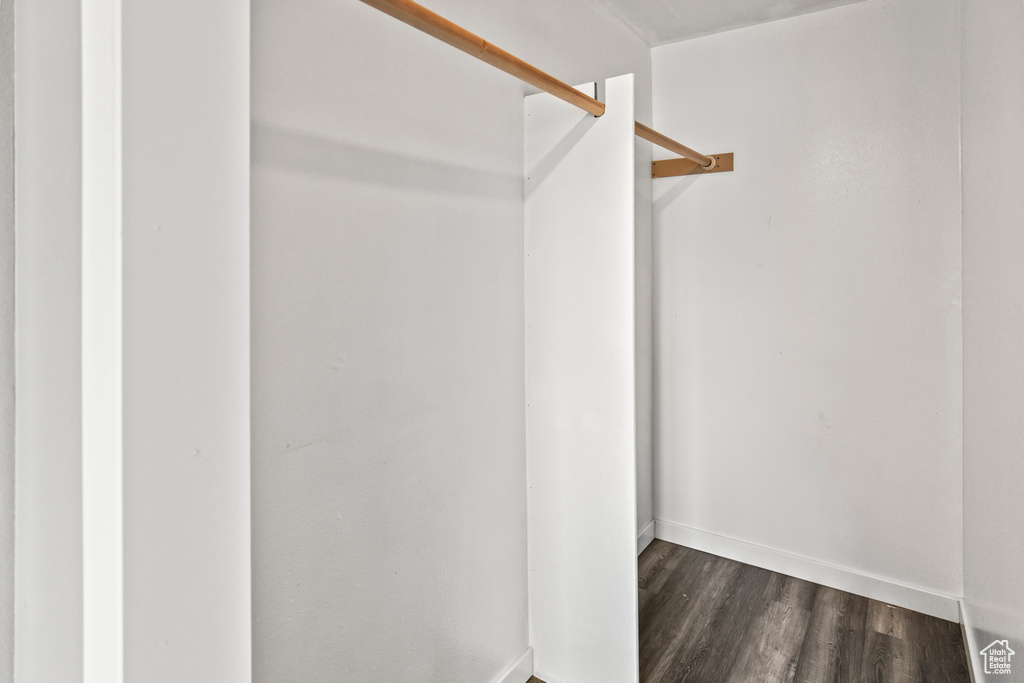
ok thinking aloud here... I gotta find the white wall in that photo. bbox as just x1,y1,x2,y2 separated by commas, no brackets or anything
117,1,252,680
962,0,1024,673
250,0,650,680
0,0,14,678
13,2,252,680
13,0,84,679
652,0,963,603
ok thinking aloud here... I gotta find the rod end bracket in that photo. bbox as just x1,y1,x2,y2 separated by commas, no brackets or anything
652,153,734,178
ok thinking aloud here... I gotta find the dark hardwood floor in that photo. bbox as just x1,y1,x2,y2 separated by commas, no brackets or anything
639,539,970,683
528,540,968,682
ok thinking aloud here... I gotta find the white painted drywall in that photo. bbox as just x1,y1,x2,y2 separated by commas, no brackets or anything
0,0,13,678
596,0,869,46
118,1,251,680
13,0,84,679
251,0,650,680
525,75,639,683
962,0,1024,671
652,0,963,599
14,1,251,678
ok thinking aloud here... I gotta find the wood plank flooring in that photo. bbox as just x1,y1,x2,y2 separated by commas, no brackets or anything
639,539,970,683
528,540,968,683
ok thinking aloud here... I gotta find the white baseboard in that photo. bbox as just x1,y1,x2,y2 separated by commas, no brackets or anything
637,519,655,556
959,600,980,683
654,519,960,622
492,647,533,683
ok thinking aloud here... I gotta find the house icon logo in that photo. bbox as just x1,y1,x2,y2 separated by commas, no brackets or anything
980,639,1015,675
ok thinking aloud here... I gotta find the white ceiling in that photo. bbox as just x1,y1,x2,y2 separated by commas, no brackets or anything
594,0,869,45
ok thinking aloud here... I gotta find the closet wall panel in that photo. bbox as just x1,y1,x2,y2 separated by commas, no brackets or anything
525,74,639,683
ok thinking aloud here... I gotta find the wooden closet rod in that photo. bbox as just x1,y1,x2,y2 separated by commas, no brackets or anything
635,122,713,169
359,0,605,116
359,0,733,176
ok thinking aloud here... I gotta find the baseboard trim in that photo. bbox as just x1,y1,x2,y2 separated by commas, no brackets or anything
654,519,960,621
637,520,655,556
492,647,533,683
959,600,980,683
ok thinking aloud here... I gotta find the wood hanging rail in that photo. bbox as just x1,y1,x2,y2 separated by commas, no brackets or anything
635,122,710,167
358,0,733,178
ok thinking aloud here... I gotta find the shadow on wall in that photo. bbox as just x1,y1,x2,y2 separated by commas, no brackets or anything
524,112,595,198
653,174,700,215
252,121,521,201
